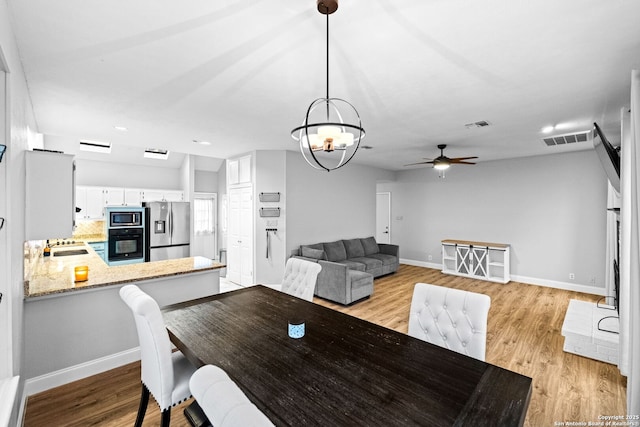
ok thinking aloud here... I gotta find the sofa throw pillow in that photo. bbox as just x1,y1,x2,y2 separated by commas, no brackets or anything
301,246,326,260
361,236,379,256
323,240,347,262
343,238,365,258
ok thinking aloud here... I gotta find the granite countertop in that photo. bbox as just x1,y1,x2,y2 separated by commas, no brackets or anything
24,242,225,299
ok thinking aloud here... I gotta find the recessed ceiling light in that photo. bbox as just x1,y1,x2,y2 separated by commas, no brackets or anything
114,126,128,132
79,139,111,154
193,139,211,146
144,148,169,160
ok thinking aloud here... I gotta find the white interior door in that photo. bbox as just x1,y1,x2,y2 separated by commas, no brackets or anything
192,193,217,260
227,186,253,286
376,192,391,244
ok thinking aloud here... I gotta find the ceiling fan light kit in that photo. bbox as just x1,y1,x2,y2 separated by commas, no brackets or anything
405,144,478,176
290,0,365,172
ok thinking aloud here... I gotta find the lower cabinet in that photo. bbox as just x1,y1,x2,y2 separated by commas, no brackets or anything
442,239,510,284
88,241,107,262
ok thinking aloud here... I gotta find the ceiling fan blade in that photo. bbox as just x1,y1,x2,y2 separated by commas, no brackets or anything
450,160,476,165
449,156,478,161
404,161,435,166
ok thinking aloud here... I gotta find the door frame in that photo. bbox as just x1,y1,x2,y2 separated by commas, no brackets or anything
0,46,12,378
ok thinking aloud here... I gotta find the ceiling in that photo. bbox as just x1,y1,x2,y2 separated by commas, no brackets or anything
7,0,640,171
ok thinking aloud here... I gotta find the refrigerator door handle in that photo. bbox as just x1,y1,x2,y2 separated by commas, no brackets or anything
169,207,173,240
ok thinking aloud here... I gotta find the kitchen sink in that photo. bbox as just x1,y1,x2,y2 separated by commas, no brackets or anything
53,249,89,257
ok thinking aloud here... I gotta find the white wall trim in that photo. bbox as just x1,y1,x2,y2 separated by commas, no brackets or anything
399,260,607,296
510,274,607,296
400,258,442,270
23,347,140,397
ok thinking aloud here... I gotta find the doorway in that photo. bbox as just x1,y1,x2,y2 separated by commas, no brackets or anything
376,192,391,244
192,192,217,260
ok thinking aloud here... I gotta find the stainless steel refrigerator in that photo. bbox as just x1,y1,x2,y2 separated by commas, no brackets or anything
144,201,190,261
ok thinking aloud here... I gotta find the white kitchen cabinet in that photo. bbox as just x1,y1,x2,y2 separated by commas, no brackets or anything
141,189,184,202
227,155,251,186
441,239,510,284
75,186,105,220
124,188,143,206
26,151,76,240
103,187,125,206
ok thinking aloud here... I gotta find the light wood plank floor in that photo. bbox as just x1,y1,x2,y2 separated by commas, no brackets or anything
23,265,626,426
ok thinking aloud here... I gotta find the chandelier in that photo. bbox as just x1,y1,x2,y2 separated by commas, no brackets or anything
291,0,365,172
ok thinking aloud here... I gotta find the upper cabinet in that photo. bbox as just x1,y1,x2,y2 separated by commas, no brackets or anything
76,186,105,220
141,189,184,202
227,155,252,186
26,151,76,240
103,187,125,207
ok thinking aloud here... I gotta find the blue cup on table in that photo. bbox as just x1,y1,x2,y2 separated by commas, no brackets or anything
288,319,305,339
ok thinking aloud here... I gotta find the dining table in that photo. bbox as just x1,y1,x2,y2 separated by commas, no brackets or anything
162,285,532,426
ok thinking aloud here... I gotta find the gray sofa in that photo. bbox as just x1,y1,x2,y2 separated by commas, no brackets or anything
293,237,399,305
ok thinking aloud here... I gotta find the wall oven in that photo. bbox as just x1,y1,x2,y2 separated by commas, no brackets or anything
106,207,145,266
108,228,144,264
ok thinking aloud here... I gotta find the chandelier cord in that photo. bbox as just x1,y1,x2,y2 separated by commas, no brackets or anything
325,11,330,120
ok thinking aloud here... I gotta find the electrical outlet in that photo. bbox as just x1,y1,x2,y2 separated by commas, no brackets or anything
590,277,596,284
428,255,433,261
569,273,575,280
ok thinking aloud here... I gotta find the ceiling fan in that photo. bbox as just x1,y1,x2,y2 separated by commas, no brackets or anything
405,144,478,170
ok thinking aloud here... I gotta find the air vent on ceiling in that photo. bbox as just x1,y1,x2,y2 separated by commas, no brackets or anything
144,148,169,160
465,120,491,129
79,139,111,154
542,130,592,147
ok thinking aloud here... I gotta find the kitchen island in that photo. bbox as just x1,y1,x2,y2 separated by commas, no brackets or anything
23,242,225,395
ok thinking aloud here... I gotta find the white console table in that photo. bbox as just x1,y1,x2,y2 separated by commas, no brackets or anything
441,239,510,284
561,299,619,365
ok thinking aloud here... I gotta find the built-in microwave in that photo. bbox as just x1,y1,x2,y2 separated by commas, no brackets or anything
109,210,143,228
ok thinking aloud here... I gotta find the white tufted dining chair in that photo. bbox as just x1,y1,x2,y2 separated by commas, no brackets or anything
266,257,322,302
190,365,274,427
408,282,491,361
120,284,197,427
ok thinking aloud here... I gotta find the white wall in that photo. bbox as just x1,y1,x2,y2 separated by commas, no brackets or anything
254,151,286,284
74,159,183,189
285,151,394,255
194,170,218,193
0,3,39,423
379,150,608,291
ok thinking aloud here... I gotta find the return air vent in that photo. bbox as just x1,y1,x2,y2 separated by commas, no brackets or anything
543,130,592,147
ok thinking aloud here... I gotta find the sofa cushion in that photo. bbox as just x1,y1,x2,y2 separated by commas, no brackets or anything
361,237,379,256
335,260,366,272
343,239,365,258
323,240,347,262
301,246,326,260
349,257,383,272
367,253,398,267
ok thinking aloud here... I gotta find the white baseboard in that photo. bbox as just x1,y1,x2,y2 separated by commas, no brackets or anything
511,274,607,296
399,258,442,270
399,259,607,296
23,347,141,397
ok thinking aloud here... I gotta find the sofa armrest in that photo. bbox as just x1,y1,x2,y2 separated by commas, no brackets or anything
378,243,399,257
315,260,349,303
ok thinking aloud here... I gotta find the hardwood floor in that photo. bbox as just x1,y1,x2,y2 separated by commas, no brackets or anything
23,264,626,426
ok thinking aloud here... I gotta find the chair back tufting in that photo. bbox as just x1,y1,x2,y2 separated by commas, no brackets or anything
281,257,322,302
120,284,175,409
190,365,275,427
408,282,491,361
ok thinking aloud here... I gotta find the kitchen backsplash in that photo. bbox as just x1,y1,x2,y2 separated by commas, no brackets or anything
73,220,106,238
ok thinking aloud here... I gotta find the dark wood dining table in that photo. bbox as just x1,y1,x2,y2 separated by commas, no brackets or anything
162,285,532,426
